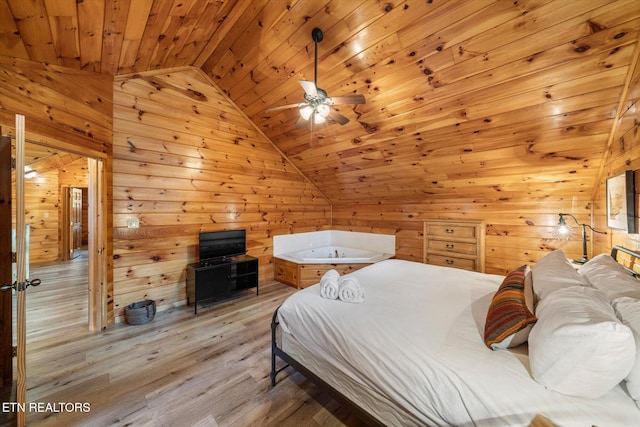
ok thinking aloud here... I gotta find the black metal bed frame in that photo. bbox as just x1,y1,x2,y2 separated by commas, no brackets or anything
270,306,385,427
610,245,640,277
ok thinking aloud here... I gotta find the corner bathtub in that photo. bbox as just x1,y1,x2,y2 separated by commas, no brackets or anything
274,245,394,289
284,246,392,264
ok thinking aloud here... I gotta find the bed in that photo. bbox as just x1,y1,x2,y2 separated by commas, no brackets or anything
270,246,640,426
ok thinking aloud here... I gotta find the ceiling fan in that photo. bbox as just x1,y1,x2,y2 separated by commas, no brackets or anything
265,27,366,126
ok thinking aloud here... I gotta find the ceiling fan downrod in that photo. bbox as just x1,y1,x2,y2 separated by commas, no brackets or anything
311,27,323,88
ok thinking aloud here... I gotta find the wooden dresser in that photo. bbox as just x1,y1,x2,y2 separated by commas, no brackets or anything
423,220,486,273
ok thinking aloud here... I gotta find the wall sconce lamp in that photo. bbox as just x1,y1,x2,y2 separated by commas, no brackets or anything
557,213,607,264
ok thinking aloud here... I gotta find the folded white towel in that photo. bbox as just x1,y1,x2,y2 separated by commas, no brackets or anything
319,269,340,300
338,275,365,303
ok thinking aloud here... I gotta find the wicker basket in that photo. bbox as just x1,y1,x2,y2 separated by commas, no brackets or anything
125,299,156,325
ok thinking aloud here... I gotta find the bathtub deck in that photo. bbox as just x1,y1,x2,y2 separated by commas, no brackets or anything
274,257,373,289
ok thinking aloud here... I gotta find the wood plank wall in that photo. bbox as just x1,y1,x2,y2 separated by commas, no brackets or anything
22,169,59,263
333,197,592,276
0,57,112,158
112,67,330,320
593,57,640,253
334,58,640,274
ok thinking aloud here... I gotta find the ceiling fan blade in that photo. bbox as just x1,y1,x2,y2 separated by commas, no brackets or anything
299,80,318,97
330,94,366,105
328,110,349,125
265,103,304,113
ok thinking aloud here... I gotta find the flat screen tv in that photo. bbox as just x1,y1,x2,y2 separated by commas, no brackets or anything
198,229,246,261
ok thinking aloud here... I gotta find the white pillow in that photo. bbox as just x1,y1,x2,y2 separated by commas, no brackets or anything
613,297,640,403
528,285,636,399
579,253,640,301
531,249,590,302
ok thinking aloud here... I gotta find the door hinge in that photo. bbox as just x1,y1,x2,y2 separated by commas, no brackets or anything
11,252,16,263
11,157,15,170
12,346,16,357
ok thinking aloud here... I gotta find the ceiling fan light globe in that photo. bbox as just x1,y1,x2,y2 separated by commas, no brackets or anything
317,104,330,117
300,105,313,120
313,112,326,124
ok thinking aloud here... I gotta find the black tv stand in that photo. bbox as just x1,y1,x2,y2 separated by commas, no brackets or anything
186,255,258,314
201,257,229,267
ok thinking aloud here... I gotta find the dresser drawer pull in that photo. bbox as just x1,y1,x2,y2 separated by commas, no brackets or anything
445,228,455,233
445,244,455,250
445,259,454,265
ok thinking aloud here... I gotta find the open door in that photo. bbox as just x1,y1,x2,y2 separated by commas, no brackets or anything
1,116,41,427
0,133,11,389
62,187,84,260
71,188,83,259
13,115,28,427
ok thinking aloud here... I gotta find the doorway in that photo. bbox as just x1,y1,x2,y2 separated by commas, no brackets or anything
9,148,91,349
7,137,108,330
62,186,88,261
1,128,108,409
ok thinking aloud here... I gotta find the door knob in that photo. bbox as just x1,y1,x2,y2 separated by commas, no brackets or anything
1,278,41,292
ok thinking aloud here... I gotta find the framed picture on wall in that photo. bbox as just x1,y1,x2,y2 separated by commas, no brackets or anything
606,170,635,233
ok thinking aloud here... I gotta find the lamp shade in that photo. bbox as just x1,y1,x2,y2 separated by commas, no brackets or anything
313,111,326,124
300,105,313,120
317,103,330,117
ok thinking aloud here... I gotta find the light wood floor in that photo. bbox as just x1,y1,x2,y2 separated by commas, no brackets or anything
1,256,367,426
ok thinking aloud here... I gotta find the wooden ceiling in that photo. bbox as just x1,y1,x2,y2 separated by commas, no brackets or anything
1,0,639,205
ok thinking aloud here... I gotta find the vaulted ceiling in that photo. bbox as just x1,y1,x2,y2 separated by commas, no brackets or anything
1,0,639,205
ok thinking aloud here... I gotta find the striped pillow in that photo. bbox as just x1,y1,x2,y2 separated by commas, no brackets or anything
484,265,537,350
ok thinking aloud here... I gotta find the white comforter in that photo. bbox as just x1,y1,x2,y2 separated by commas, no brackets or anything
277,259,640,426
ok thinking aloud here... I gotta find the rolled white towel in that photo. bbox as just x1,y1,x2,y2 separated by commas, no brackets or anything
338,276,365,303
319,269,340,300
